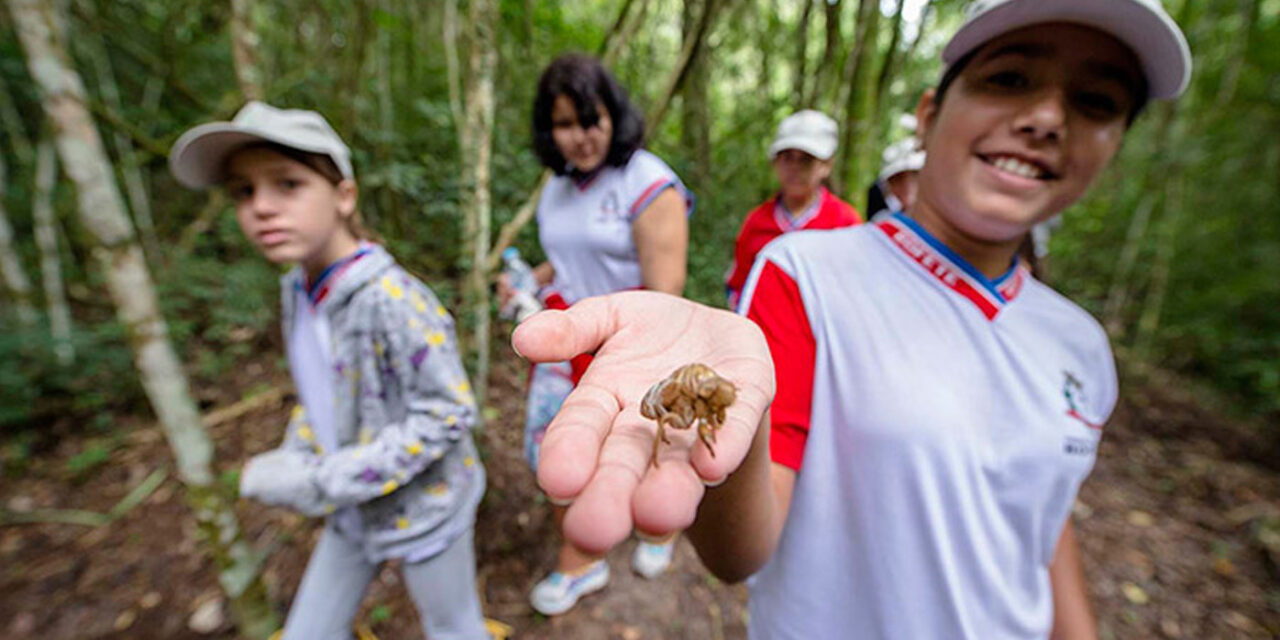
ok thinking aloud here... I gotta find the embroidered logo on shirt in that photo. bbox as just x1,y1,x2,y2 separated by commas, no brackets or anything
1062,370,1102,431
597,190,624,223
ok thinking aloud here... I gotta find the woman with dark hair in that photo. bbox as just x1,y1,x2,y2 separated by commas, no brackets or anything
500,53,693,616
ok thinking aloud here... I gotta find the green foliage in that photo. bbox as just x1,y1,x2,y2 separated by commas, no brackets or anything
65,439,116,481
0,0,1277,440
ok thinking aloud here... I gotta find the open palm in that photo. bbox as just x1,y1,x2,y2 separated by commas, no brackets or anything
512,291,775,555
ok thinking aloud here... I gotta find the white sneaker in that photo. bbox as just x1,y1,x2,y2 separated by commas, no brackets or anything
631,539,676,579
528,560,610,616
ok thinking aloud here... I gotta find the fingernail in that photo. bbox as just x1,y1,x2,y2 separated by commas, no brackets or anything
546,493,574,507
702,475,727,488
511,340,525,359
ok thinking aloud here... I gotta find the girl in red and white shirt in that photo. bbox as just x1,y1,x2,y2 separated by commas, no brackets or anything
725,110,860,310
512,1,1191,638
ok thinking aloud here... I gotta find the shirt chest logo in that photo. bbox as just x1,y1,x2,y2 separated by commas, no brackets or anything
1061,371,1102,455
595,190,626,224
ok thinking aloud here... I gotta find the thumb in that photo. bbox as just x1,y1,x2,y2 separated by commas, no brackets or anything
511,296,615,363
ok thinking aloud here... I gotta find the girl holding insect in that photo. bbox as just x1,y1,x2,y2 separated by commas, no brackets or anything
512,1,1190,637
170,102,491,640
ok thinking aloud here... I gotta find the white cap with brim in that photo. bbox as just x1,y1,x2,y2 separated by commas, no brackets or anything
169,101,354,189
768,110,839,161
878,138,927,183
942,0,1192,100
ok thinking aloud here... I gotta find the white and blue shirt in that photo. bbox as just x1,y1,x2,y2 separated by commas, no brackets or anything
537,149,693,303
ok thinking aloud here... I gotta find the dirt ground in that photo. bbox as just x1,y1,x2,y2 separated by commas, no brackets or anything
2,348,1277,639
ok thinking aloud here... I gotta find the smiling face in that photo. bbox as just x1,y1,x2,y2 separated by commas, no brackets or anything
551,94,614,173
225,146,359,276
913,23,1142,250
773,149,832,205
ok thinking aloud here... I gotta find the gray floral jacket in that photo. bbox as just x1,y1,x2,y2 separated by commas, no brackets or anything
245,244,484,563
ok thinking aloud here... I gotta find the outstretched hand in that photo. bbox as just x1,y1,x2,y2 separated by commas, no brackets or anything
512,291,774,555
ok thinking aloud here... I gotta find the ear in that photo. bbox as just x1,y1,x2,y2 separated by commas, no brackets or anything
915,88,939,148
336,179,358,217
816,158,833,180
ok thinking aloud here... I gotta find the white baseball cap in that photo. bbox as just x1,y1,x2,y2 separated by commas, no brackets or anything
768,110,839,161
169,101,354,188
878,138,927,183
942,0,1192,100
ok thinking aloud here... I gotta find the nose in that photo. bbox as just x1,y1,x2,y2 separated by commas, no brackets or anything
565,124,587,148
247,189,279,218
1013,87,1067,143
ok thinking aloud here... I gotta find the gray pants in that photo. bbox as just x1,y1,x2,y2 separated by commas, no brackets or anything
281,526,488,640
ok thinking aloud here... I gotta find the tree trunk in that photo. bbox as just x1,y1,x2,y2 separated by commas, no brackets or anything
792,0,813,103
7,0,277,636
1216,0,1259,109
75,0,159,260
805,0,842,109
446,0,497,406
758,0,778,96
0,153,37,325
1133,176,1184,359
899,0,934,73
1101,102,1179,337
645,0,726,134
833,0,879,193
872,0,906,121
230,0,264,101
1102,193,1157,337
600,0,638,66
32,137,74,364
681,0,713,191
0,72,34,163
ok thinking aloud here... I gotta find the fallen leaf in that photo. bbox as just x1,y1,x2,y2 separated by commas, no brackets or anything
1121,581,1149,605
1159,618,1181,638
113,609,137,631
188,597,225,634
7,611,35,635
1213,556,1235,576
1224,611,1260,633
139,591,163,609
6,495,34,513
1127,510,1155,527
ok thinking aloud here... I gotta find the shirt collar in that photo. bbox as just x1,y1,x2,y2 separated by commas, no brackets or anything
773,188,825,231
299,243,375,306
876,212,1028,320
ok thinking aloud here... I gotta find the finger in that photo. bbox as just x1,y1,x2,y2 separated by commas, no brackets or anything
559,408,655,554
511,296,615,363
535,384,621,502
687,365,772,483
631,450,706,536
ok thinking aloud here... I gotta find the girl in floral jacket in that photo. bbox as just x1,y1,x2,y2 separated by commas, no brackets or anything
170,101,489,640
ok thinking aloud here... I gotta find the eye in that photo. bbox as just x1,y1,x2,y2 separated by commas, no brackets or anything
986,70,1029,90
279,178,301,191
1075,92,1123,119
227,184,252,201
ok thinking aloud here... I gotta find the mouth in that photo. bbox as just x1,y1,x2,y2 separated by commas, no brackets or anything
978,153,1058,181
257,229,290,247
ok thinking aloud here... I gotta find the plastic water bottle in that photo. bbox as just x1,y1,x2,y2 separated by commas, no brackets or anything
500,247,542,322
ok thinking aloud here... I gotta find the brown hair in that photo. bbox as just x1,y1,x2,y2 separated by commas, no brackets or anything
232,142,380,242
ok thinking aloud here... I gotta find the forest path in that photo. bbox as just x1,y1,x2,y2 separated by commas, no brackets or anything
1,349,1276,639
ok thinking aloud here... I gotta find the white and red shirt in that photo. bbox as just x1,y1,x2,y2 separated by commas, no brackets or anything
537,149,693,304
739,213,1117,639
725,187,860,310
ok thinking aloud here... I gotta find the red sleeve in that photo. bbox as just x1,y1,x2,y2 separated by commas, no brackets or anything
745,260,816,471
726,202,780,306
